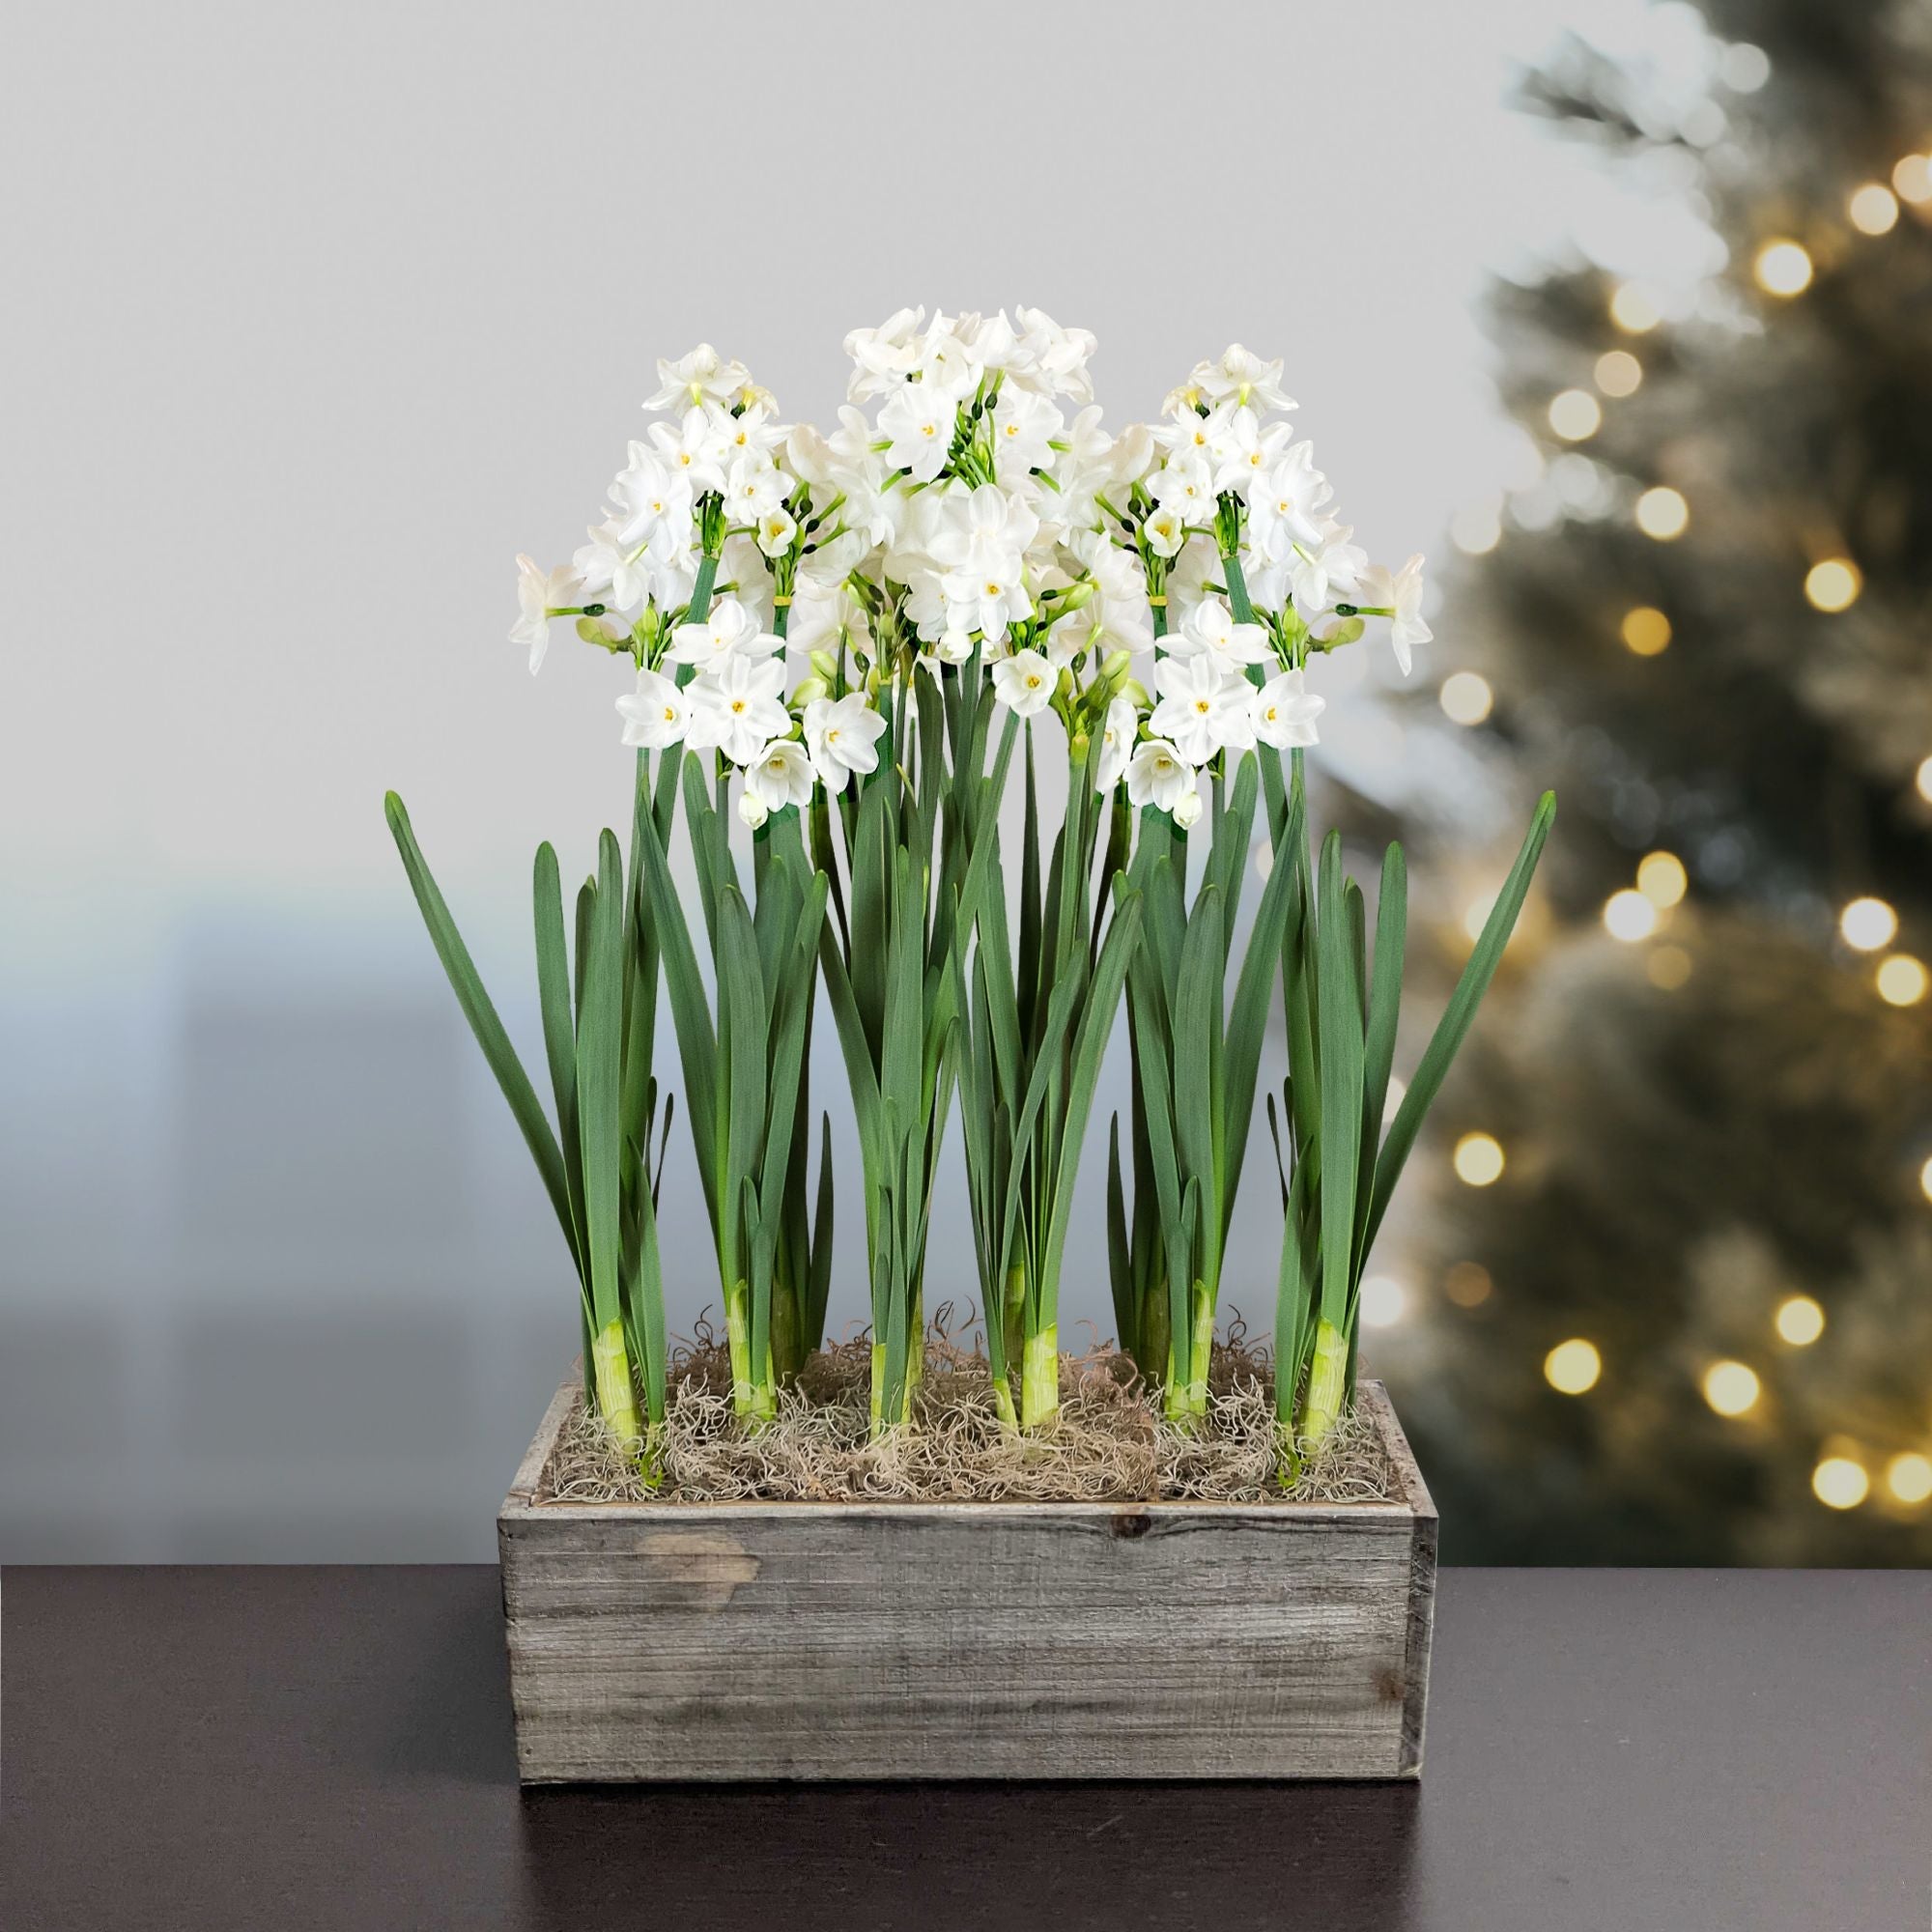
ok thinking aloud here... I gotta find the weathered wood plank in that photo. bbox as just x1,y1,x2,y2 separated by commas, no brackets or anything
498,1377,1436,1782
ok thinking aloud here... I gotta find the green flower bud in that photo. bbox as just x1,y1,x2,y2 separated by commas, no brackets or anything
1060,576,1097,611
1056,667,1077,703
810,649,839,683
790,676,830,707
1120,677,1151,709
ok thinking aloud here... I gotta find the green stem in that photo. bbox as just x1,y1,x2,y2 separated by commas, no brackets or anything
591,1319,642,1445
725,1285,776,1427
1301,1317,1349,1451
1020,1325,1060,1430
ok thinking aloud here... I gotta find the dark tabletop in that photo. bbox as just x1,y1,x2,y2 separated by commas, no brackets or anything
3,1566,1928,1930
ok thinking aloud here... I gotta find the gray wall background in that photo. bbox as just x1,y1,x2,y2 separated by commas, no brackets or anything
2,0,1578,1558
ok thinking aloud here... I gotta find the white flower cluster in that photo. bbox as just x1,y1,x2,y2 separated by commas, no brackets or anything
509,314,1433,833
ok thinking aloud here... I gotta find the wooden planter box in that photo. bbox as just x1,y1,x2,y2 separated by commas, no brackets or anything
498,1374,1437,1782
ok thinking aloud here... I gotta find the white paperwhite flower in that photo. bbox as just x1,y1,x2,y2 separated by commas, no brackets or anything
644,344,752,411
1209,406,1293,498
1192,345,1296,412
610,447,695,553
1069,528,1155,656
1094,696,1139,792
572,521,654,612
844,306,926,401
739,790,769,829
803,692,888,791
725,454,792,523
1289,524,1368,622
511,555,582,673
744,737,815,812
1015,307,1096,402
1248,442,1332,559
754,507,797,557
877,384,957,483
1150,651,1256,764
991,649,1057,717
717,401,788,467
1172,595,1272,669
928,483,1040,578
668,596,780,673
918,626,977,668
1149,454,1216,526
1125,738,1197,814
991,387,1064,476
1172,784,1205,830
1355,554,1432,675
1251,668,1325,749
943,566,1032,642
914,324,983,401
685,653,790,766
1143,504,1187,557
648,406,732,496
614,668,688,749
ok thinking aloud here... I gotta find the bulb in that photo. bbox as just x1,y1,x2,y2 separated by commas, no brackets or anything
1548,389,1603,440
1701,1360,1761,1417
1848,184,1900,235
1804,558,1861,611
1604,889,1658,942
1594,350,1642,397
1877,955,1928,1007
1359,1276,1406,1328
1886,1453,1932,1505
1636,487,1689,540
1812,1457,1869,1510
1453,1132,1505,1186
1609,283,1661,332
1636,851,1688,908
1621,606,1672,656
1839,897,1897,952
1439,671,1493,725
1753,240,1814,297
1545,1339,1602,1395
1775,1295,1825,1347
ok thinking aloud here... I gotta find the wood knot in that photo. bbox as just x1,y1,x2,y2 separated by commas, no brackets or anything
1111,1510,1152,1540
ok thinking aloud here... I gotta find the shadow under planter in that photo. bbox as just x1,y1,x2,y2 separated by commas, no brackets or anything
498,1376,1437,1782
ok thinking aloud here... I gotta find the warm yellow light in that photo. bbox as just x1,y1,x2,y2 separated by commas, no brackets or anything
1621,606,1672,656
1886,1453,1932,1505
1646,945,1692,990
1701,1359,1761,1417
1443,1262,1492,1308
1548,389,1603,440
1594,350,1643,398
1604,889,1658,942
1440,671,1493,726
1775,1294,1825,1347
1609,283,1661,332
1453,1132,1505,1187
1878,954,1929,1007
1917,756,1932,805
1920,1154,1932,1205
1804,557,1861,611
1359,1275,1406,1328
1753,240,1814,297
1450,504,1502,555
1848,184,1900,235
1892,154,1932,204
1636,487,1689,540
1545,1339,1602,1395
1812,1456,1869,1509
1462,891,1496,942
1636,851,1688,908
1839,896,1897,952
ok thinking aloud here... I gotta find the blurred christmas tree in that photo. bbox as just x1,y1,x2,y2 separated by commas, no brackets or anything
1391,0,1932,1563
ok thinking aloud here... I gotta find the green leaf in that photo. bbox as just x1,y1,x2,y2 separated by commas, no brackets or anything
384,793,575,1261
1352,842,1407,1277
1314,832,1365,1333
532,842,587,1279
1362,791,1555,1258
576,830,628,1335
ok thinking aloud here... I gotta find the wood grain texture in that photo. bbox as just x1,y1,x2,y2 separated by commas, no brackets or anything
499,1377,1436,1783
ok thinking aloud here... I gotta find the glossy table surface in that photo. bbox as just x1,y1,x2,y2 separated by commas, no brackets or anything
3,1565,1928,1930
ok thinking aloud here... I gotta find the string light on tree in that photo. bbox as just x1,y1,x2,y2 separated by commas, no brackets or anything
1548,389,1602,440
1440,671,1493,726
1621,606,1671,656
1775,1294,1826,1346
1636,851,1688,908
1876,954,1928,1007
1919,1154,1932,1206
1594,351,1642,397
1636,487,1689,540
1358,1276,1406,1328
1544,1338,1602,1395
1804,557,1862,611
1916,755,1932,805
1886,1453,1932,1505
1891,154,1932,204
1701,1360,1761,1417
1609,283,1662,332
1839,896,1897,952
1450,501,1503,556
1812,1455,1869,1510
1848,184,1900,235
1753,239,1814,297
1604,888,1658,942
1453,1132,1506,1186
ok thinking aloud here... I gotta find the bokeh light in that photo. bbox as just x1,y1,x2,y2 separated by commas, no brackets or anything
1839,897,1897,952
1848,183,1899,235
1752,239,1813,297
1886,1453,1932,1505
1359,1275,1406,1328
1876,954,1928,1007
1812,1457,1869,1510
1621,606,1672,656
1545,1339,1602,1395
1636,851,1688,907
1609,283,1662,332
1701,1360,1761,1417
1548,389,1602,440
1604,889,1658,942
1804,558,1861,611
1453,1132,1505,1186
1775,1295,1825,1347
1636,487,1689,539
1439,671,1493,725
1594,350,1642,397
